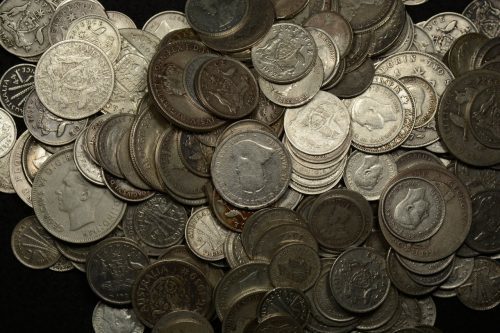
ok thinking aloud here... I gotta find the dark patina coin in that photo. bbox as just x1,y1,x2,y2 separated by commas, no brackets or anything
466,190,500,254
258,287,310,326
0,64,36,117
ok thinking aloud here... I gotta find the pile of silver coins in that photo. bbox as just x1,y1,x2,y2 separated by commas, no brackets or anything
1,0,499,332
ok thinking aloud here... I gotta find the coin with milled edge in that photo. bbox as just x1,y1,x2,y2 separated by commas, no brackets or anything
132,259,213,328
185,207,229,261
32,149,127,243
330,247,391,313
11,215,61,269
223,232,251,268
101,169,155,203
92,301,145,333
87,237,150,304
152,310,213,333
212,130,291,210
252,23,317,84
9,131,32,206
0,64,36,118
35,40,114,120
73,129,104,186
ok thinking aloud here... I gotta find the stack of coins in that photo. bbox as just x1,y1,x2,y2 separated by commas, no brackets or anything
0,0,499,332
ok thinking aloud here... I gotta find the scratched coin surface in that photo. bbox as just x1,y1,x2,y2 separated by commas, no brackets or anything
86,237,149,304
211,130,291,209
92,301,145,333
0,64,36,117
31,149,127,244
35,40,114,120
330,247,391,313
11,215,61,269
252,23,317,84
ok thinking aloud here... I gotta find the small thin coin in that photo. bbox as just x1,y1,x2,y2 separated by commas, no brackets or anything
0,64,36,117
92,301,145,333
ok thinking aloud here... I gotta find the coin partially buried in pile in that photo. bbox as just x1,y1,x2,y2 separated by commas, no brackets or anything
1,0,499,332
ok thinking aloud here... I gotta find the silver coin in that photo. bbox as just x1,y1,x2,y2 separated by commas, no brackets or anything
152,310,213,333
0,108,16,158
32,149,127,243
284,91,350,156
439,257,475,290
66,15,122,63
73,129,104,186
0,0,54,57
463,0,500,38
48,0,107,45
223,232,251,269
21,135,53,183
410,25,436,53
222,290,267,333
305,27,340,85
258,287,310,326
49,255,74,272
0,149,15,193
269,243,321,291
116,131,152,190
258,56,324,108
106,11,137,29
101,169,155,203
344,151,397,201
9,131,32,206
312,271,356,323
330,247,391,313
382,177,446,243
0,64,36,117
92,301,145,333
23,91,87,146
143,11,190,39
11,215,61,269
402,119,440,149
398,75,438,128
211,130,292,210
185,207,229,261
423,12,479,57
457,257,500,310
252,23,317,84
103,29,159,115
35,40,114,120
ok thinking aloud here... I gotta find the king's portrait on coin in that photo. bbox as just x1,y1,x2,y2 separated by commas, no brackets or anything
394,187,430,229
351,97,397,131
354,155,383,191
232,139,274,194
99,306,140,333
56,169,104,231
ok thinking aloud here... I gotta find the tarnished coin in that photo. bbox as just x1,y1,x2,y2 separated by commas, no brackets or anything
252,23,317,84
212,130,291,209
423,12,479,56
447,33,489,76
148,40,225,132
440,257,475,290
357,286,400,331
106,11,137,29
132,259,213,328
185,207,229,261
185,0,249,37
258,287,310,326
214,262,272,320
21,135,52,183
196,57,259,120
211,187,254,232
133,194,187,248
32,149,127,243
87,238,149,304
92,301,145,333
397,253,455,276
326,57,375,99
143,11,190,39
466,190,500,254
223,232,251,268
222,290,267,333
269,243,321,291
467,85,500,149
330,247,391,313
178,131,214,178
463,0,500,38
271,0,309,19
255,315,303,332
66,15,121,63
0,108,16,158
411,25,436,54
116,132,151,190
49,255,74,272
9,131,33,206
73,129,104,186
344,151,397,201
309,189,373,251
0,149,15,193
336,0,394,32
304,11,353,58
48,0,107,45
152,310,213,333
11,215,61,269
382,177,446,243
0,64,36,117
312,271,356,323
457,257,500,311
305,27,340,85
402,119,440,149
101,169,155,203
284,91,350,156
23,91,87,146
0,0,54,57
258,57,324,108
35,40,114,119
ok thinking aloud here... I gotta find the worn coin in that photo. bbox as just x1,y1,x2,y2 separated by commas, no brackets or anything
132,259,213,328
305,27,340,85
21,135,52,183
101,169,155,203
35,40,114,120
185,207,229,261
92,301,145,333
357,286,400,331
211,130,291,209
11,215,61,269
271,0,308,19
411,25,436,54
0,149,15,193
9,131,32,206
223,232,251,268
222,290,267,333
143,11,190,39
463,0,500,38
106,11,137,29
73,129,104,186
399,76,437,128
32,149,126,243
152,310,213,333
87,237,149,304
255,315,303,332
344,151,397,201
466,190,500,254
211,187,254,232
0,64,36,117
327,57,375,99
304,11,353,58
258,287,310,326
396,253,455,276
0,108,16,158
440,257,475,290
336,0,394,32
467,85,500,149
